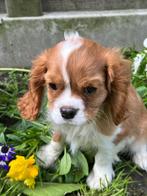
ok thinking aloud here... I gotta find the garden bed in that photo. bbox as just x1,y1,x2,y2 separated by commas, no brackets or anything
0,47,147,195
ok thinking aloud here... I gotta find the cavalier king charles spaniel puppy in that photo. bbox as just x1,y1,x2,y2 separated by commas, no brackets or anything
18,32,147,189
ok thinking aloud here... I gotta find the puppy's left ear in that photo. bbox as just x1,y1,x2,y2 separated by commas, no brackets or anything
105,49,131,125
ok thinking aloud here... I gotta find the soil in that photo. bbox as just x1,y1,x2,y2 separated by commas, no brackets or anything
128,170,147,196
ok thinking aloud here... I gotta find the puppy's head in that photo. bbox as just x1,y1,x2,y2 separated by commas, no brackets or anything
18,32,131,126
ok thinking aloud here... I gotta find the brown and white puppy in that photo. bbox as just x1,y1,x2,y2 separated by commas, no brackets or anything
18,32,147,189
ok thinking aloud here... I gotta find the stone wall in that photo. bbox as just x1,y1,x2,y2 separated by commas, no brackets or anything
0,0,147,13
42,0,147,11
0,0,5,13
0,1,147,67
0,10,147,67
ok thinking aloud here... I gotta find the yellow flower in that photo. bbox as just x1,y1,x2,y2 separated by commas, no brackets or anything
24,178,36,189
7,155,38,189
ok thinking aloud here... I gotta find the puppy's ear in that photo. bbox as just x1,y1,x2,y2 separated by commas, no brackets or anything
17,50,49,120
105,49,131,125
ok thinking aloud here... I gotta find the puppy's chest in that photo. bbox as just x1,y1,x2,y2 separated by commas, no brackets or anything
59,123,112,153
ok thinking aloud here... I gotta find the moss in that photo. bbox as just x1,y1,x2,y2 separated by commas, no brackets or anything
5,0,42,17
0,23,5,35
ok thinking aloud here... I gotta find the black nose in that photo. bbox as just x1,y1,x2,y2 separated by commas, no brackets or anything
60,107,78,120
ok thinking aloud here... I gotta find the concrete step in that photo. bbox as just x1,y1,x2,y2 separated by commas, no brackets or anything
0,9,147,67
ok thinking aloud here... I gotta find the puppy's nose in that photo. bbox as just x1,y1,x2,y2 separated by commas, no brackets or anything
60,107,78,120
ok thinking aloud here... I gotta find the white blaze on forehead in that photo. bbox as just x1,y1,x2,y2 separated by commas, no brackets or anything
55,86,85,110
60,31,83,83
48,32,86,126
64,31,80,41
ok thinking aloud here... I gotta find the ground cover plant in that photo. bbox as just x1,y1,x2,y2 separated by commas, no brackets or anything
0,43,146,196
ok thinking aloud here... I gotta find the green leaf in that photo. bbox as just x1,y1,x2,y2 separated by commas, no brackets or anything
23,183,82,196
137,86,147,97
6,134,21,142
14,143,27,151
39,135,51,144
0,133,5,143
0,123,6,134
72,151,89,176
68,151,89,182
77,151,89,176
59,149,71,175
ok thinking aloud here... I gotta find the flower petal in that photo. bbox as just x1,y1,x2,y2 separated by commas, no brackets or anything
24,178,35,189
7,154,38,188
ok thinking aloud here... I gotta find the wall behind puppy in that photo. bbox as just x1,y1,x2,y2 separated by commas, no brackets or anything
1,0,147,13
42,0,147,11
0,0,5,13
0,0,147,67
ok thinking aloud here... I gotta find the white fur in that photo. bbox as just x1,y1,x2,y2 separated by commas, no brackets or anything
37,140,63,168
87,152,115,189
132,142,147,171
111,126,122,140
61,38,82,66
48,31,85,125
38,118,135,189
55,123,135,189
57,123,128,156
60,31,82,83
49,86,86,126
58,122,119,189
64,31,80,41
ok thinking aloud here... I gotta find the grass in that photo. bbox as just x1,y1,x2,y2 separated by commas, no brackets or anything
0,47,146,196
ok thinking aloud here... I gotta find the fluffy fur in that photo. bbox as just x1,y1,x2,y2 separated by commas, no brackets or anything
18,32,147,189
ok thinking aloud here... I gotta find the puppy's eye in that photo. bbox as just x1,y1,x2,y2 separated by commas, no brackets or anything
49,83,57,90
83,86,97,95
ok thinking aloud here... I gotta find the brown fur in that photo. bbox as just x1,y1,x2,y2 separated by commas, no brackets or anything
18,37,147,144
66,40,132,135
104,49,132,125
17,50,50,120
67,40,108,120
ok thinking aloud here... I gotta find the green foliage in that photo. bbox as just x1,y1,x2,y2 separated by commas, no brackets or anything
65,151,89,183
59,148,72,175
123,47,147,106
0,71,28,119
24,183,83,196
80,161,134,196
0,45,146,195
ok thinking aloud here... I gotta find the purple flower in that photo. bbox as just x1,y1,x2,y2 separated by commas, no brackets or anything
0,144,15,170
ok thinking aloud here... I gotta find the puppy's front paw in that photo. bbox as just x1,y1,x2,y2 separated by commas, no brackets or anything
37,141,63,168
133,153,147,171
86,166,114,190
37,146,55,168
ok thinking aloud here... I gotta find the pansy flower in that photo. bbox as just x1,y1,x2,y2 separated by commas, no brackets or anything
0,144,15,170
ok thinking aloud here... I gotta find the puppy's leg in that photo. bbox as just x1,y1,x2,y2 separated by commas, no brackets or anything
132,142,147,171
87,149,115,190
37,132,64,168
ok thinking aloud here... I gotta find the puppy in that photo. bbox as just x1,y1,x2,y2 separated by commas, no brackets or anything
18,32,147,189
